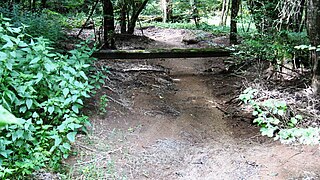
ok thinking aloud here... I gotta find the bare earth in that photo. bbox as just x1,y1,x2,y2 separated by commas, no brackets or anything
66,27,320,180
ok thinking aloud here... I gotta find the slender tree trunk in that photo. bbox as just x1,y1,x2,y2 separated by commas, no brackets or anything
307,0,320,94
230,0,240,44
41,0,46,8
166,0,172,22
190,0,200,27
295,0,306,32
32,0,36,11
220,0,230,26
103,0,116,49
127,0,149,34
161,0,167,22
120,5,127,34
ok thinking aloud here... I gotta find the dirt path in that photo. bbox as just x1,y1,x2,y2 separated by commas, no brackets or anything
66,28,320,180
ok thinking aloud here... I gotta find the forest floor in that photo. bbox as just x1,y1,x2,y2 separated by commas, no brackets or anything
65,27,320,179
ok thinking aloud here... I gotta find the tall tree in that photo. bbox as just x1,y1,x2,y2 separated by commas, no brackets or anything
161,0,172,22
220,0,230,26
248,0,278,33
230,0,240,44
103,0,116,49
306,0,320,94
127,0,149,34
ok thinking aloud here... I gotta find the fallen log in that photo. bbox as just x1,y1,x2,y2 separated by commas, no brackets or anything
92,48,231,59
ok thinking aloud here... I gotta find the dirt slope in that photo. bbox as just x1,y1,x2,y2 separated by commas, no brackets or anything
66,27,320,180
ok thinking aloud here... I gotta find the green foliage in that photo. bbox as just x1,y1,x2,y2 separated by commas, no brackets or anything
0,15,104,178
0,5,65,43
236,31,309,66
99,94,108,115
141,0,162,16
239,88,320,145
0,105,21,127
144,22,229,35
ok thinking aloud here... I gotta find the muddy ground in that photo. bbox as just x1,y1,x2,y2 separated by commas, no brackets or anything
66,27,320,180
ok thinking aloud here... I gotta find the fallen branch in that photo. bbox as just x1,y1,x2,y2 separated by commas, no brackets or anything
107,95,130,109
76,0,100,38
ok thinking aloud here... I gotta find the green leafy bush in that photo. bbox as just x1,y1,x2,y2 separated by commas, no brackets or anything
0,15,104,178
239,88,320,145
0,5,65,42
238,30,309,66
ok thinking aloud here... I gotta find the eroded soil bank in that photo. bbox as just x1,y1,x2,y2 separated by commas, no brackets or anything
66,27,320,180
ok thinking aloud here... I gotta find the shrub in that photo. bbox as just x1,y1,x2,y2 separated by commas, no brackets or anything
0,15,104,178
239,87,320,145
0,5,65,43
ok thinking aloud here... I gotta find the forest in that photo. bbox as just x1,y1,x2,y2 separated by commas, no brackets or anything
0,0,320,179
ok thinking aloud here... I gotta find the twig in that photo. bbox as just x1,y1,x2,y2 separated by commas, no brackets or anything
277,152,302,167
76,0,100,38
107,95,130,109
77,143,97,152
215,105,229,115
74,147,123,166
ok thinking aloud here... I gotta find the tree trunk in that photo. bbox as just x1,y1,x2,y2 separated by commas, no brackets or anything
127,0,149,34
230,0,240,44
32,0,36,11
161,0,167,22
41,0,46,8
220,0,230,26
120,5,127,34
103,0,116,49
294,0,306,32
190,0,200,27
307,0,320,94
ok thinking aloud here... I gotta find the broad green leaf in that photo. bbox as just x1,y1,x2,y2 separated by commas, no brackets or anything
72,105,79,114
277,109,285,116
2,35,14,48
0,105,21,127
67,123,82,131
19,106,27,113
260,126,278,137
0,52,7,61
252,111,259,116
62,142,71,150
76,99,83,105
0,150,13,158
54,136,62,147
290,117,298,125
67,132,77,143
5,62,12,71
44,63,55,72
30,57,41,64
2,97,11,112
48,106,54,115
46,53,56,57
79,71,88,80
63,88,69,98
32,112,39,118
309,46,316,50
26,99,33,109
12,129,24,141
35,72,43,83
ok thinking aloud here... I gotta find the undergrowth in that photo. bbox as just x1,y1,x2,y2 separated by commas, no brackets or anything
142,22,230,36
239,86,320,145
0,15,106,178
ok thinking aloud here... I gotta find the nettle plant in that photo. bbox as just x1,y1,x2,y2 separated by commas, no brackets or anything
0,15,105,178
239,88,320,145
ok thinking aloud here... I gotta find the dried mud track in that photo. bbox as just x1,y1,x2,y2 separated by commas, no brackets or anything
68,57,320,180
